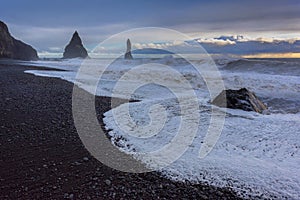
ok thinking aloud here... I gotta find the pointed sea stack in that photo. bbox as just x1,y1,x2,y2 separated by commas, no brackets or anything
124,38,133,59
63,31,88,59
0,21,38,60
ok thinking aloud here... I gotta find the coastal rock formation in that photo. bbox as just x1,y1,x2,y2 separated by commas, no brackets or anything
124,39,133,59
212,88,267,113
0,21,38,60
63,31,88,59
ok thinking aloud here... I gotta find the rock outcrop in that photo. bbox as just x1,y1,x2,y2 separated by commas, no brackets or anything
63,31,88,59
212,88,267,113
124,39,133,59
0,21,38,60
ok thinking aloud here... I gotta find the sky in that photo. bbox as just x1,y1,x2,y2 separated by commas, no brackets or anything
1,0,300,57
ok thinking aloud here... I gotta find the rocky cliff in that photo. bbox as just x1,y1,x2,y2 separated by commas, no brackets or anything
63,31,88,59
0,21,38,60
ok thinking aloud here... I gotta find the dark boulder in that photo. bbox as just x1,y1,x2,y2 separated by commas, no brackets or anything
124,38,133,59
212,88,267,113
63,31,88,59
0,21,38,60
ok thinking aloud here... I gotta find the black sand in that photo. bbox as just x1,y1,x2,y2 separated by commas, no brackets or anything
0,63,242,199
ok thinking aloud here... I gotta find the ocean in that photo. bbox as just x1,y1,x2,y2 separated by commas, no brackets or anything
21,56,300,199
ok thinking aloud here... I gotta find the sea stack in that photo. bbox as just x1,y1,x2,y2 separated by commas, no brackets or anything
0,21,38,60
124,38,133,59
212,88,267,113
63,31,88,59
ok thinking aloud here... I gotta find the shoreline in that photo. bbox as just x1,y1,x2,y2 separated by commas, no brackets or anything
0,63,243,199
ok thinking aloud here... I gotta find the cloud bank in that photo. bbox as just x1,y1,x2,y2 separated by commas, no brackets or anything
130,35,300,56
2,0,299,57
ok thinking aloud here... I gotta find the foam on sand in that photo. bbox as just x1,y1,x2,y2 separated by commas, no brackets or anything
24,57,300,199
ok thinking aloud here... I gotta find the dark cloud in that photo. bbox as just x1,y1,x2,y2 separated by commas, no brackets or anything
1,0,299,54
198,38,300,54
148,1,300,32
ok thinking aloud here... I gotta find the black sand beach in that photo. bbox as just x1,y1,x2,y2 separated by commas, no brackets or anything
0,63,242,199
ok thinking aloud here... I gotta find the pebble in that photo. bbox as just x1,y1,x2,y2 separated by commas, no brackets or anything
83,157,89,161
105,179,111,186
74,161,81,166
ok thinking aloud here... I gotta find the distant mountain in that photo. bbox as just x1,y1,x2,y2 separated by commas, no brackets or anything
0,20,38,60
63,31,88,59
132,48,174,54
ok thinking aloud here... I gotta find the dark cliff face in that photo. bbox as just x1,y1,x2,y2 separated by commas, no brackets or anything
63,31,88,59
0,21,38,61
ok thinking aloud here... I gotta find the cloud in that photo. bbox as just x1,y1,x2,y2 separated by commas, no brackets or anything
48,47,64,52
2,0,300,58
196,38,236,46
255,37,300,44
8,22,134,52
151,1,300,34
37,51,63,58
133,41,186,49
5,17,300,57
2,0,300,54
196,35,300,54
130,35,300,55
